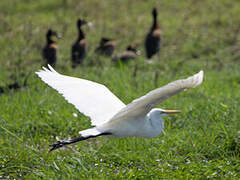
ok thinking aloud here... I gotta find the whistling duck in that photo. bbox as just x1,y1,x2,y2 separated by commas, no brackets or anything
112,44,139,62
145,8,161,59
42,29,60,67
0,73,29,94
71,18,88,68
95,37,116,56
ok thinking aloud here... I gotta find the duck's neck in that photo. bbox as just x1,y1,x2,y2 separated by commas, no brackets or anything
152,14,158,30
77,26,85,41
47,35,54,44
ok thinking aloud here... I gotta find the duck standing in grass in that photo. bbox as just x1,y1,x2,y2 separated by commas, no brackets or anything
95,37,116,56
112,44,139,63
42,29,60,67
71,19,88,68
145,8,161,60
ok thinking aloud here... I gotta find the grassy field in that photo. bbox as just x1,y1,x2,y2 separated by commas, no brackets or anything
1,0,240,179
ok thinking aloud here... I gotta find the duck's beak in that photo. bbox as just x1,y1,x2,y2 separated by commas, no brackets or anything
56,33,62,39
87,22,93,28
162,109,181,114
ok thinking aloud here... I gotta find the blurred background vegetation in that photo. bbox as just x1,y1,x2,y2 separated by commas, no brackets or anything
0,0,240,179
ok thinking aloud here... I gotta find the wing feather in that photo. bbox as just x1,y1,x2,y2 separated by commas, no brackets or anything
36,65,126,126
111,71,203,121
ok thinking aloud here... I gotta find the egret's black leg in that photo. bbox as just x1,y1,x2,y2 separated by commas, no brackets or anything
49,132,112,152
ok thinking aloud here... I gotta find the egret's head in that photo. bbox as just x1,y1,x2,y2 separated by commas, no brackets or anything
150,108,181,118
148,108,180,136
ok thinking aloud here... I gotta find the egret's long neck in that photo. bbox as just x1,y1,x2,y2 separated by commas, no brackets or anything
148,116,164,132
146,110,164,137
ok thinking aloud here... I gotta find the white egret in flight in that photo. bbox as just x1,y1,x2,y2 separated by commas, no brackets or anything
36,65,203,151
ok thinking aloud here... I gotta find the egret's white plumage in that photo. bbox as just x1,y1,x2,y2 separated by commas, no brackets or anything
36,65,204,151
36,66,125,126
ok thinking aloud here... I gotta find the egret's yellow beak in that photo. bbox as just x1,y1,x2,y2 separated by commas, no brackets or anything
162,109,181,114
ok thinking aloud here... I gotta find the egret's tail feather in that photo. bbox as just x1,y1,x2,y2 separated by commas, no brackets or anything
78,128,102,137
49,128,111,152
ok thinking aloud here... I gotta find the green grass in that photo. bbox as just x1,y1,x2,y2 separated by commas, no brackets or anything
1,0,240,179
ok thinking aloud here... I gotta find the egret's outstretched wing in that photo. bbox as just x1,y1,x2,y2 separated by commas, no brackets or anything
36,65,126,126
111,71,203,121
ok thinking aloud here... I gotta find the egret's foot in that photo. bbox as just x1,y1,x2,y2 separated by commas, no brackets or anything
49,140,70,152
49,133,112,152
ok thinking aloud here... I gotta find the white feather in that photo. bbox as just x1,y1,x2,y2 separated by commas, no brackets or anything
109,70,204,122
79,128,101,137
36,65,126,126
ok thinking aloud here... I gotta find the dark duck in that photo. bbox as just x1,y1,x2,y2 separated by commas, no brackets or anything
42,29,60,67
71,18,88,68
112,44,139,63
95,37,116,56
145,8,161,59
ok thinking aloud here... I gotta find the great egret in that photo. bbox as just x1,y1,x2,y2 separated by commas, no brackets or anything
36,65,204,151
